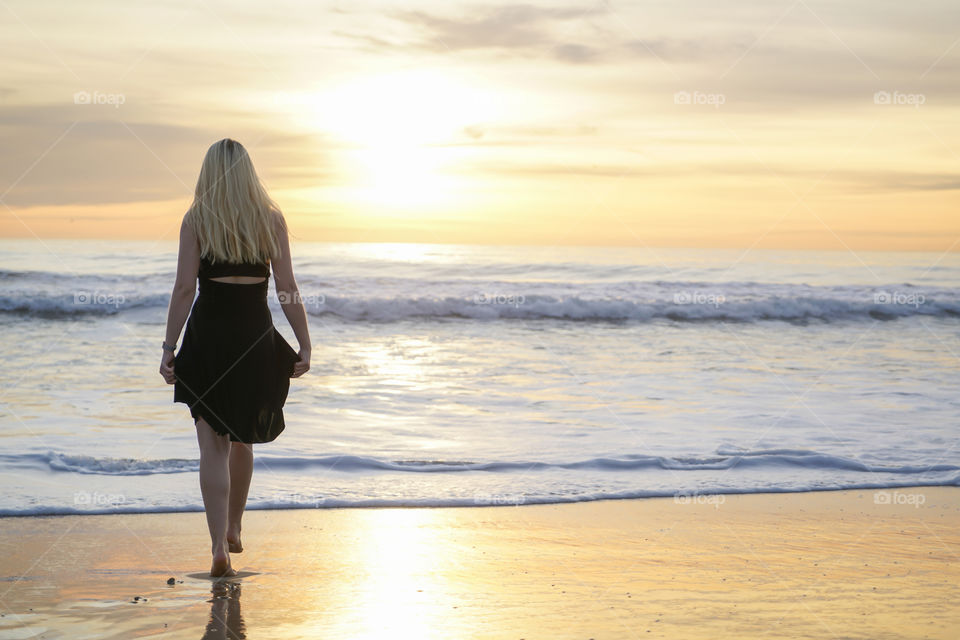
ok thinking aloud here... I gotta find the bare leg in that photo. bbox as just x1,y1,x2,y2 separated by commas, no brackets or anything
227,443,253,553
196,417,236,577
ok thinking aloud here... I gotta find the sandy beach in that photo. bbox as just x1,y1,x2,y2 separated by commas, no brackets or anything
0,487,956,639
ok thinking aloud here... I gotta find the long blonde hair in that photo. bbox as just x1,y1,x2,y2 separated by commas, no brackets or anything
186,138,283,264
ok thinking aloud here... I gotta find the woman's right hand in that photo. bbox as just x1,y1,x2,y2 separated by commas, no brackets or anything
292,349,311,378
160,349,176,384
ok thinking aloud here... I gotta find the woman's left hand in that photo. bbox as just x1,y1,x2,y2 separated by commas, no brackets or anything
160,350,176,384
292,349,310,378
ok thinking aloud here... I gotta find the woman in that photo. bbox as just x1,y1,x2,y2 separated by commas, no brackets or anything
159,138,311,577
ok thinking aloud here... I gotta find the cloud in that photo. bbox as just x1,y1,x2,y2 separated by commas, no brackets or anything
462,125,486,140
623,37,753,63
344,5,758,67
394,4,604,51
837,171,960,193
0,104,333,207
456,123,598,141
552,43,602,64
461,160,960,193
337,3,609,63
336,1,960,110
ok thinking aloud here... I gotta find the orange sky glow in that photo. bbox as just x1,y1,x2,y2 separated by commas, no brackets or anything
1,1,958,251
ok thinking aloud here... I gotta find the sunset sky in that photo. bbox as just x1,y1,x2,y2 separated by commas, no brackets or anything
1,0,958,250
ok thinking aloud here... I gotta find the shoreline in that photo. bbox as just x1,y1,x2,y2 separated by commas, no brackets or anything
1,487,957,639
1,482,956,519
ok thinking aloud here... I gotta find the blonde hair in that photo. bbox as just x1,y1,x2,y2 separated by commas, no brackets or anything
186,138,283,264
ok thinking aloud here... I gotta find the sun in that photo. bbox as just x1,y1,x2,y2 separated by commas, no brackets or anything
310,70,497,210
318,69,490,146
343,144,449,209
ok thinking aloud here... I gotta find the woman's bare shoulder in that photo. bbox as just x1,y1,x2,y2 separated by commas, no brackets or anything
271,207,287,232
179,211,198,239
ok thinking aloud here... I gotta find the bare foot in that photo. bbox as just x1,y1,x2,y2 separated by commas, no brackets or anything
227,527,243,553
210,548,237,578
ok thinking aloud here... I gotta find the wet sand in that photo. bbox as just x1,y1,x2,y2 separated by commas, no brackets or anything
0,487,957,639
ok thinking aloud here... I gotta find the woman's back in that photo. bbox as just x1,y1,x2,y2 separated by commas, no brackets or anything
198,254,270,283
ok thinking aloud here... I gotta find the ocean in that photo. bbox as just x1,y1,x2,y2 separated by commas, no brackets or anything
1,239,958,516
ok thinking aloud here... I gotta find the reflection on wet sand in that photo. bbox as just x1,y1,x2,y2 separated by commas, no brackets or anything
201,581,245,640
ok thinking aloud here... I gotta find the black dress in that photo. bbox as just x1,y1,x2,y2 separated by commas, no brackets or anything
173,255,300,443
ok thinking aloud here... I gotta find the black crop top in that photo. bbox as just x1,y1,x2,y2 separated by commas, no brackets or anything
198,255,270,279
